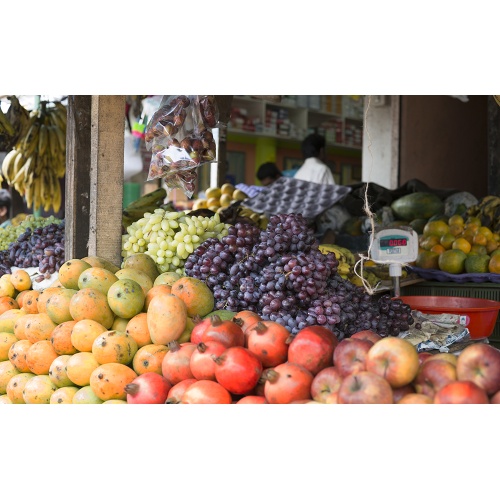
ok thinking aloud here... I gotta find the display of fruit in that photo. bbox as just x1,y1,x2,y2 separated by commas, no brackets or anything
413,214,500,274
1,248,498,404
122,187,167,230
121,209,231,274
1,100,67,213
184,213,414,339
0,95,30,151
390,191,445,222
466,195,500,234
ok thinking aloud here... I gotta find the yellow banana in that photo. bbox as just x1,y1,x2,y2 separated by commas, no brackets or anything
11,155,32,185
53,102,67,126
25,183,33,209
53,178,62,213
47,125,59,157
1,149,19,182
53,126,66,152
38,123,48,156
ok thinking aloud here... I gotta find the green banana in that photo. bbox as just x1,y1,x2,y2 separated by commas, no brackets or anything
125,188,167,211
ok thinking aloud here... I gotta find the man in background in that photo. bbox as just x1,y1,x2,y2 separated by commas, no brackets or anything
293,133,336,185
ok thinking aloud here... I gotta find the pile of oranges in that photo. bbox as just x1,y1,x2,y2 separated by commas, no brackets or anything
414,215,500,275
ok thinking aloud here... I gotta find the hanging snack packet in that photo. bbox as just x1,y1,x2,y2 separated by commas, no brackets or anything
145,95,221,198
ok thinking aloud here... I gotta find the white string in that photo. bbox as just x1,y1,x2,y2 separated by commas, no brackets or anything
353,96,411,295
352,95,379,295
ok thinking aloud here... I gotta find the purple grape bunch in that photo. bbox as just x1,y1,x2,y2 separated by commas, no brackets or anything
185,212,413,338
0,220,66,280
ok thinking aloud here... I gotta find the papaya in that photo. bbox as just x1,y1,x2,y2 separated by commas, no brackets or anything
390,192,444,222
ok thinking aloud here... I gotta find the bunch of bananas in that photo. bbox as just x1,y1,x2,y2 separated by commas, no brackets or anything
235,206,269,230
1,100,66,213
466,195,500,233
319,243,383,288
122,187,168,229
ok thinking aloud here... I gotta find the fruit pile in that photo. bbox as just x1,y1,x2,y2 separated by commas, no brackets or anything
0,253,217,404
192,183,269,229
1,101,66,213
121,209,231,274
184,214,413,338
414,215,500,275
0,215,64,278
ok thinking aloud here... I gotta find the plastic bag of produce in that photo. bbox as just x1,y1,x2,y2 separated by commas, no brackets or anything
145,95,221,197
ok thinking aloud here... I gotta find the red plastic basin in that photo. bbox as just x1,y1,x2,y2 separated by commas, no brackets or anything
399,296,500,340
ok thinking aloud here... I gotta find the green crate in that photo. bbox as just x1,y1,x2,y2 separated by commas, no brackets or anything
399,281,500,345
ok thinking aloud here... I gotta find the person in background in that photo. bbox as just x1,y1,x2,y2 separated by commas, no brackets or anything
293,133,336,185
0,189,12,228
256,162,282,187
235,162,283,198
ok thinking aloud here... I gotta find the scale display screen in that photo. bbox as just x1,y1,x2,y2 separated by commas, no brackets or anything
377,235,410,256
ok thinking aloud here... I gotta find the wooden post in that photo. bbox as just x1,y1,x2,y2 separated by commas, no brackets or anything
65,95,92,260
88,95,126,266
488,96,500,196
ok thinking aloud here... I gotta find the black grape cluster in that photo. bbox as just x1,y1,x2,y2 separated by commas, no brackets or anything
185,212,413,338
0,221,65,280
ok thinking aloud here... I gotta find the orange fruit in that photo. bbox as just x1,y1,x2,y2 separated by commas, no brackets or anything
472,233,488,247
430,244,446,255
423,220,450,238
452,237,471,254
449,224,464,237
415,250,440,270
465,254,490,274
486,240,499,254
492,233,500,243
489,254,500,274
470,244,488,256
448,215,464,226
419,235,441,251
465,216,481,227
438,249,468,274
478,226,494,239
440,233,456,250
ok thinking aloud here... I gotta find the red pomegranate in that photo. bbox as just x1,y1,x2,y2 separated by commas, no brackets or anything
161,341,197,385
189,341,227,381
287,325,338,375
125,372,172,404
190,316,212,345
214,346,263,395
165,378,198,403
264,362,314,404
236,395,267,404
181,380,232,404
200,315,245,348
232,310,262,346
246,321,290,368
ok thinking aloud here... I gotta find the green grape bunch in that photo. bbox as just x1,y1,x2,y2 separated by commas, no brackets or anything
121,209,230,274
0,215,62,251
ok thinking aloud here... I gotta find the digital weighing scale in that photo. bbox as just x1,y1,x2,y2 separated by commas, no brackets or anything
370,227,419,297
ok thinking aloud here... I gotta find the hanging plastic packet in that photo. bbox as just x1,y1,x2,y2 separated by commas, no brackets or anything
144,95,221,198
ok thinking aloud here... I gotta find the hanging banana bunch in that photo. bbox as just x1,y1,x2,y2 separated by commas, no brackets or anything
1,100,66,213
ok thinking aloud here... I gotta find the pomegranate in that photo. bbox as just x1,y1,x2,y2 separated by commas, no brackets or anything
200,315,245,348
189,341,227,381
254,367,273,397
181,380,232,404
246,321,290,368
232,310,262,346
236,395,267,404
214,346,263,395
190,316,212,345
125,372,172,404
165,378,197,404
287,325,338,375
264,362,314,404
161,341,197,385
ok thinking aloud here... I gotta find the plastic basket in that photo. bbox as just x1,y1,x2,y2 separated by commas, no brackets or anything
399,295,500,340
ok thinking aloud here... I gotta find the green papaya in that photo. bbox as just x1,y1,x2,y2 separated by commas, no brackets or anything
390,192,444,222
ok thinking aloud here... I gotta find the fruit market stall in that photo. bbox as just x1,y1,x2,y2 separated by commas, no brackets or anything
1,94,500,404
